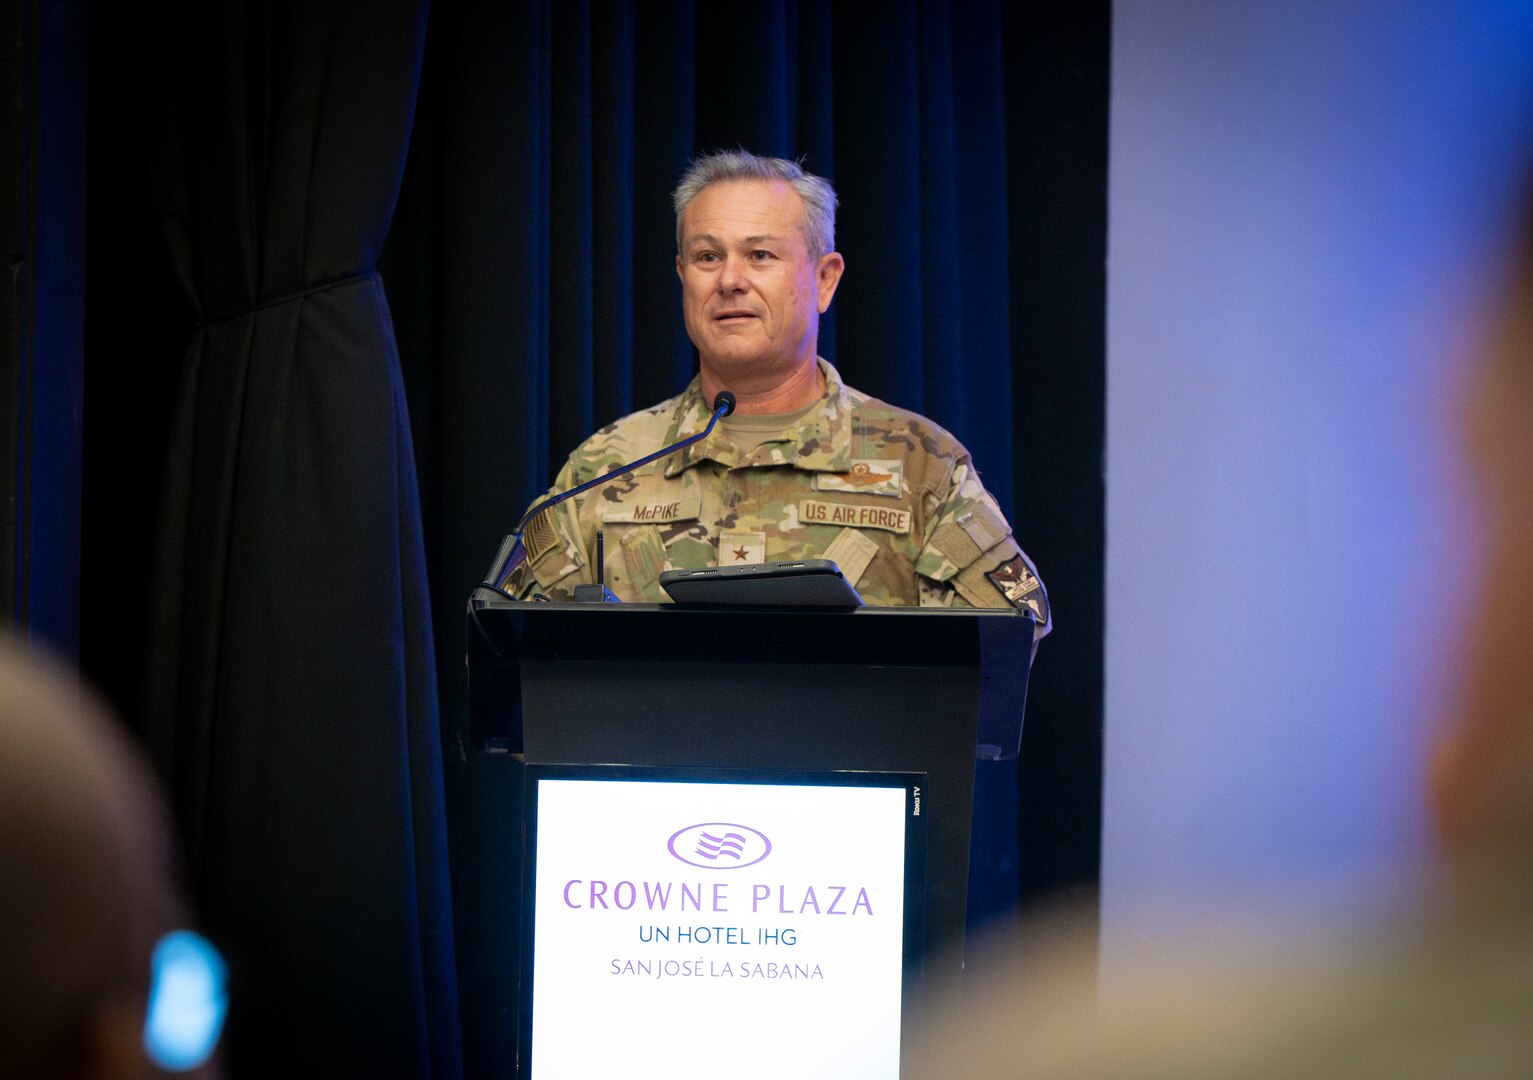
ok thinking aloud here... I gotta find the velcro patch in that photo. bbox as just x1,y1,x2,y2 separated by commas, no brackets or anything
800,500,911,534
620,526,668,601
957,497,1011,552
822,527,879,586
985,555,1049,624
928,521,983,572
815,460,904,497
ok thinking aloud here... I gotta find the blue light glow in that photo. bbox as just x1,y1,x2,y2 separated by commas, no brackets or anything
142,930,228,1071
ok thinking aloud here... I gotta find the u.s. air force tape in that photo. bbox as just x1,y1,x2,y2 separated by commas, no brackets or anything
799,500,911,534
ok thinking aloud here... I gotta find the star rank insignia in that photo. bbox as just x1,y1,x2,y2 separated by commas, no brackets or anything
985,555,1049,625
717,529,765,565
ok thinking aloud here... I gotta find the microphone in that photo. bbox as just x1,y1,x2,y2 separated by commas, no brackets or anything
480,391,738,598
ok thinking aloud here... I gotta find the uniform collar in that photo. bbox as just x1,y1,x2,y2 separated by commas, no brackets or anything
662,359,855,476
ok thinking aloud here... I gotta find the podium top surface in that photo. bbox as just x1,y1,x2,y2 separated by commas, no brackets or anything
467,596,1032,669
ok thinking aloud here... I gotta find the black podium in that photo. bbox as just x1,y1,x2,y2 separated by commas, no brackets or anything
461,597,1033,1074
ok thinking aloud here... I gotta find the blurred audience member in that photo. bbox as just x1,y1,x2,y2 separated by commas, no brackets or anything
906,189,1533,1079
0,641,226,1079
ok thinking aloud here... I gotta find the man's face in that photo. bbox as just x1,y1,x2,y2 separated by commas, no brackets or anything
676,179,844,386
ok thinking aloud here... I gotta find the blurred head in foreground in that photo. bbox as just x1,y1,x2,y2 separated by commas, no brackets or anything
0,641,225,1079
1430,178,1533,879
907,183,1533,1079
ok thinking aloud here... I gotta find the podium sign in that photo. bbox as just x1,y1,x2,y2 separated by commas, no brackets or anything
522,765,926,1079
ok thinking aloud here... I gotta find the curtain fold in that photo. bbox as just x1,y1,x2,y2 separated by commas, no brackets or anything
141,2,460,1075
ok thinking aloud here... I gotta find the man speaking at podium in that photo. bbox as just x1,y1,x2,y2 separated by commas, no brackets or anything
507,149,1049,635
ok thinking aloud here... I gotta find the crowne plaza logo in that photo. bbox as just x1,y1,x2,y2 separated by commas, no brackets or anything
562,820,875,915
667,823,772,870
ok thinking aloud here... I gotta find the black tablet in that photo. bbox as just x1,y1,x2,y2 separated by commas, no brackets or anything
658,558,864,607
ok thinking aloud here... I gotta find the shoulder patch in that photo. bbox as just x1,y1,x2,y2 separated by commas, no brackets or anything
985,555,1049,625
523,509,561,565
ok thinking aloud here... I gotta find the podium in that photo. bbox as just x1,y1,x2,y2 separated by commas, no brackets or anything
462,597,1033,1075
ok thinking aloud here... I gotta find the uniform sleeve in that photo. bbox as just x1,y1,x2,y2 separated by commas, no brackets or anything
503,456,592,600
913,459,1051,639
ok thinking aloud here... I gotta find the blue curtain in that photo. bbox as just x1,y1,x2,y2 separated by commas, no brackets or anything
383,1,1106,1070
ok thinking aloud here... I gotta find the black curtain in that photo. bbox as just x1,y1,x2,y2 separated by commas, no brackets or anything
79,1,1102,1075
382,0,1107,1070
103,1,463,1075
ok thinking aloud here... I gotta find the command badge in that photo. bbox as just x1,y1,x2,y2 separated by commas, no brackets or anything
815,460,903,497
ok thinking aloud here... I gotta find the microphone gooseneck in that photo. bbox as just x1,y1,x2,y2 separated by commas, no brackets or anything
481,390,738,596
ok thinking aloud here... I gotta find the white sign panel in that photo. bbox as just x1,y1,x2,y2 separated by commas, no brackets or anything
528,776,915,1079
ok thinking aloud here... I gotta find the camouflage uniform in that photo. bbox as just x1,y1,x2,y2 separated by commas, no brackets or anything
510,361,1049,633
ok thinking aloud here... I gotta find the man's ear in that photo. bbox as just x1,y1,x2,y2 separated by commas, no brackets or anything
676,254,684,283
816,252,845,313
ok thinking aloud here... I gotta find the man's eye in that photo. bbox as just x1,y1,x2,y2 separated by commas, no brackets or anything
696,252,719,263
749,250,773,261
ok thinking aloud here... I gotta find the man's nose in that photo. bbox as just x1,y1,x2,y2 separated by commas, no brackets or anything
716,254,749,293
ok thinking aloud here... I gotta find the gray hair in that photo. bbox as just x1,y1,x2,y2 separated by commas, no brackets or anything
673,149,839,258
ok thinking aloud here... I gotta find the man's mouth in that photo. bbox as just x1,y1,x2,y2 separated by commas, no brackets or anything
713,309,757,322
